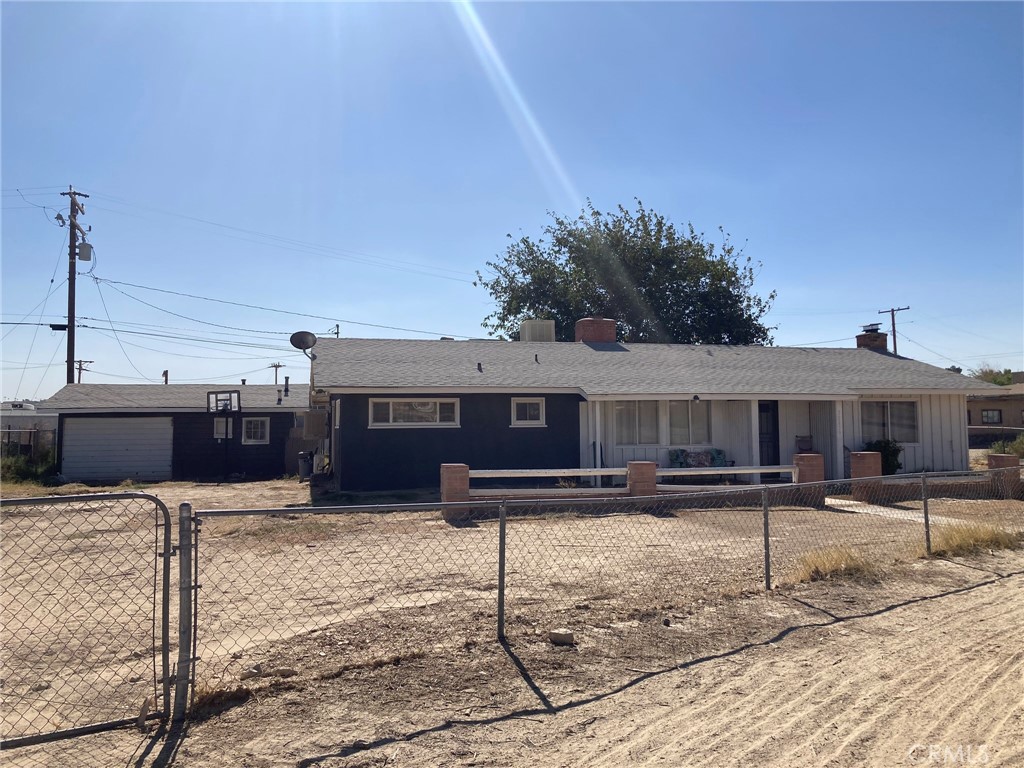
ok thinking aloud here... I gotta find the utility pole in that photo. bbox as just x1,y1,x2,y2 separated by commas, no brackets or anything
269,362,285,384
60,186,89,384
75,360,94,383
331,324,340,338
878,306,910,356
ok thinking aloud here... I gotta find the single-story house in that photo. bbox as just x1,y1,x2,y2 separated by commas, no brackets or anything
967,379,1024,447
308,318,1001,493
41,383,318,483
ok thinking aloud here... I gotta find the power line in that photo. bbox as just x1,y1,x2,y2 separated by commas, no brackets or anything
11,231,70,396
80,324,298,353
92,278,154,382
90,276,474,338
86,327,300,358
94,278,297,335
85,191,476,283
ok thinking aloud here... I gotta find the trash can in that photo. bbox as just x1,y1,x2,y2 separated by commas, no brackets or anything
298,451,313,481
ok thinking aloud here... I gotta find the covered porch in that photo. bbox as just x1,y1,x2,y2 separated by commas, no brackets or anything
579,396,846,483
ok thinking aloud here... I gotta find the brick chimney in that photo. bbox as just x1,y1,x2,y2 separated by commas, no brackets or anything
855,323,888,352
575,317,617,343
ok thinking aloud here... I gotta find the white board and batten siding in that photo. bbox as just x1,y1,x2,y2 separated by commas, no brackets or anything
62,417,173,482
839,394,968,474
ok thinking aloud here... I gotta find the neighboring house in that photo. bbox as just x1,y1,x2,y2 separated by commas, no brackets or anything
309,318,1001,492
40,383,317,483
967,381,1024,447
1,400,58,458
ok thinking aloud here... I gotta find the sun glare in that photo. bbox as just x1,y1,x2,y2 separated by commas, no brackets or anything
452,0,582,211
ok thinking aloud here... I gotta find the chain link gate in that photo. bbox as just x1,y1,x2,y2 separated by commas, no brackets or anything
0,492,173,749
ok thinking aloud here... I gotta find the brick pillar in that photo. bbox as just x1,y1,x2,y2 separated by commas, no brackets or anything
627,461,657,497
988,454,1022,500
440,464,469,503
793,453,826,508
850,451,882,503
793,453,824,484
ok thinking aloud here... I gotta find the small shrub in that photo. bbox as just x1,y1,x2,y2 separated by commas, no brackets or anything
863,439,903,475
792,546,882,583
989,435,1024,458
928,523,1021,558
1,452,57,483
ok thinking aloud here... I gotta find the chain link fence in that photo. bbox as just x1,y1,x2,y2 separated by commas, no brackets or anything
185,468,1022,709
2,469,1020,764
0,493,173,751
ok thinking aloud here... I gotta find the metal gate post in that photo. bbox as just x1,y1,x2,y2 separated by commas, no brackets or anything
922,474,931,555
497,501,507,641
762,487,772,591
173,503,194,722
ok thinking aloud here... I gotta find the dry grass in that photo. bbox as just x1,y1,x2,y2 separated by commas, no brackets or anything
791,546,884,584
190,682,253,721
927,523,1021,558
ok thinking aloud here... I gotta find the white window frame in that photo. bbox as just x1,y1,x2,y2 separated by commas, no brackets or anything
241,417,270,445
615,400,660,446
510,397,546,427
860,400,920,443
668,399,712,446
368,398,460,428
213,417,233,440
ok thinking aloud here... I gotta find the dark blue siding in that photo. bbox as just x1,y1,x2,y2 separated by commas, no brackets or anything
334,393,582,491
173,412,293,479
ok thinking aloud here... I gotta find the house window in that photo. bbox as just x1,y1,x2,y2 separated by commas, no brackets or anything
369,399,459,428
242,417,269,445
981,410,1002,424
511,398,545,427
213,417,233,439
862,401,918,443
668,400,711,444
616,401,659,445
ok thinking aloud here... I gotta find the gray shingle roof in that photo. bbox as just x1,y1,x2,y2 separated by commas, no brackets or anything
313,338,1000,398
40,384,306,412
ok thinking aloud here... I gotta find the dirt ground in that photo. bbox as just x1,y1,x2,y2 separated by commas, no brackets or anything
3,479,1022,768
0,476,315,512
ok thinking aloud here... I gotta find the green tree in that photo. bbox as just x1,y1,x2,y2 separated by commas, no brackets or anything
476,200,776,343
969,364,1013,386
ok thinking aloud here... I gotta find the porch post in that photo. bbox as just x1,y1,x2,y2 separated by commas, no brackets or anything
750,400,761,484
594,401,603,488
834,400,846,479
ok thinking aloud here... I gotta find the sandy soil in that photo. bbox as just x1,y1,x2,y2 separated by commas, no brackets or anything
3,480,1022,768
0,477,314,512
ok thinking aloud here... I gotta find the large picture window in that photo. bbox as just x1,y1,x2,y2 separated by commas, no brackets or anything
241,417,269,445
369,399,459,427
669,400,711,444
861,401,918,443
616,401,659,445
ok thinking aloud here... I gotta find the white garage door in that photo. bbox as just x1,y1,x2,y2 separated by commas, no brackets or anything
62,417,173,482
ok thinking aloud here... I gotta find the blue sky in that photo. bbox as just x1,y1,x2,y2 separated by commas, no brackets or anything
3,1,1022,401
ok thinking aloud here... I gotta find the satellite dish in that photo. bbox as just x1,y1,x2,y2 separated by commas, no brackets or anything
290,331,318,351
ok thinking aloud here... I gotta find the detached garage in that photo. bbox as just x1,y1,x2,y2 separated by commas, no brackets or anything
42,383,319,483
62,417,173,483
